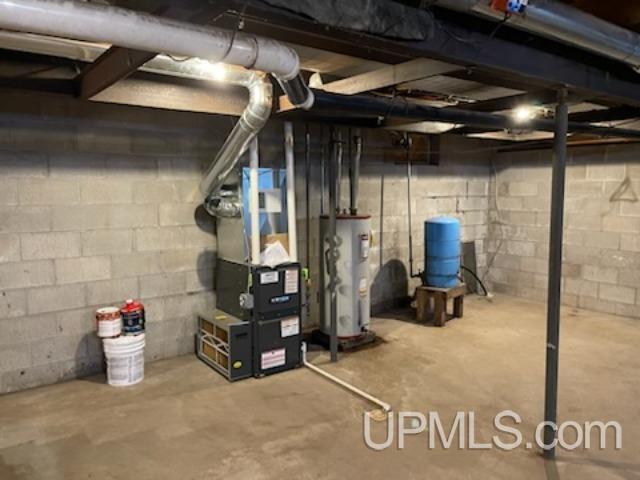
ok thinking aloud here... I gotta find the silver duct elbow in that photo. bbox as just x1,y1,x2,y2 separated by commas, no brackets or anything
201,73,272,217
278,75,315,110
201,73,314,217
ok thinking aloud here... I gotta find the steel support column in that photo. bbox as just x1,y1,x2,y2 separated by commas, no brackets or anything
328,129,339,362
543,87,569,459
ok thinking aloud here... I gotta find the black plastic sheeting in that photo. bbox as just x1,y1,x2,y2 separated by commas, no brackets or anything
259,0,435,40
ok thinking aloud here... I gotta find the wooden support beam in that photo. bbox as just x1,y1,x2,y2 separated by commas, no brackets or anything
89,73,247,116
318,58,460,95
76,1,228,99
78,48,157,99
569,106,640,123
455,90,561,112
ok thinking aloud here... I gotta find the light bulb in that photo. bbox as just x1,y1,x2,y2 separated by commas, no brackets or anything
513,105,536,123
206,62,227,81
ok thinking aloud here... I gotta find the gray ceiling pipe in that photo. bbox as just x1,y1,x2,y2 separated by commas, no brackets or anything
0,0,314,214
432,0,640,72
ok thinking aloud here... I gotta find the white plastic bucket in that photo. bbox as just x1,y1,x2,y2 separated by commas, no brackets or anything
103,333,145,387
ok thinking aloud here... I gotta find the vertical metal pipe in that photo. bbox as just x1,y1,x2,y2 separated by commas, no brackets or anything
406,142,416,278
284,122,298,262
249,137,261,265
350,130,362,215
305,124,311,269
543,87,569,459
320,127,326,216
319,127,326,333
329,128,339,362
336,130,343,214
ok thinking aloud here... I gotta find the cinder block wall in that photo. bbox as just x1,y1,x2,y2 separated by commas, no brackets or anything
0,95,493,393
266,125,492,321
487,144,640,317
356,134,492,312
0,99,219,393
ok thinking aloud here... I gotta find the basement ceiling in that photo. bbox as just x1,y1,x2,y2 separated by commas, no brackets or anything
1,0,640,147
561,0,640,31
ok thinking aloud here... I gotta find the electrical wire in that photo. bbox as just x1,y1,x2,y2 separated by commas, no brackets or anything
165,54,193,63
460,265,489,296
483,158,506,282
419,1,511,47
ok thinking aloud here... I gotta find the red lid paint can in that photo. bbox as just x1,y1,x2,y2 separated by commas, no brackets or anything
120,299,145,336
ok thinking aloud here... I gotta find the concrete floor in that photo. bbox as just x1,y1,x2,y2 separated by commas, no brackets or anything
1,294,639,480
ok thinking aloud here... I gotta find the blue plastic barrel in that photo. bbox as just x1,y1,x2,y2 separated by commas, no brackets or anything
424,216,460,288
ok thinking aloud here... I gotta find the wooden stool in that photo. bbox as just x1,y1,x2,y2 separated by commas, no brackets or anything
415,284,465,327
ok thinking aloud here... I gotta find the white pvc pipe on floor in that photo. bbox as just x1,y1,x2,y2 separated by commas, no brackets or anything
249,137,261,265
301,343,391,412
284,122,298,262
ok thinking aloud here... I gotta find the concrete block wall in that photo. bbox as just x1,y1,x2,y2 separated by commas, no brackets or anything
0,102,219,394
359,135,492,312
287,126,493,317
487,144,640,317
0,96,493,393
260,122,493,322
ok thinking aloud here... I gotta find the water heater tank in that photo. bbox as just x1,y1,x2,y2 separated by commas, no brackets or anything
320,215,371,338
424,216,460,288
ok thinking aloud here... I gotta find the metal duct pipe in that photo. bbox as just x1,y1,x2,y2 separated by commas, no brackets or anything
306,90,640,139
202,73,272,216
249,137,261,265
336,131,343,213
432,0,640,71
328,130,339,362
0,0,313,211
284,122,298,262
349,131,362,215
0,0,301,79
0,32,270,216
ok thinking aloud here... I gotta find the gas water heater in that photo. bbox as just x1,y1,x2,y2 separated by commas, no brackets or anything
320,214,372,338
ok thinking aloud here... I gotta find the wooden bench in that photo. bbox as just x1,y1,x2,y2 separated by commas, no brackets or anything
415,284,466,327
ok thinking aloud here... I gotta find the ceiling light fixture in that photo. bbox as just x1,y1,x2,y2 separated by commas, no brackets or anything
206,61,227,81
512,105,537,123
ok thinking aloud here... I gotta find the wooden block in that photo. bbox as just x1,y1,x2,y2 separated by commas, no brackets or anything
434,295,446,327
416,287,430,322
415,284,465,326
453,296,464,318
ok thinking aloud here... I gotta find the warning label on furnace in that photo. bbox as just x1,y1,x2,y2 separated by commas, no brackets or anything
284,269,298,294
261,348,286,370
260,271,279,284
281,317,300,338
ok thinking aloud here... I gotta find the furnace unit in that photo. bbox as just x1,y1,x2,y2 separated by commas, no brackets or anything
197,126,302,380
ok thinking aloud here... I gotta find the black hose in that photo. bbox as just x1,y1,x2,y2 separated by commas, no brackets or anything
460,265,489,296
